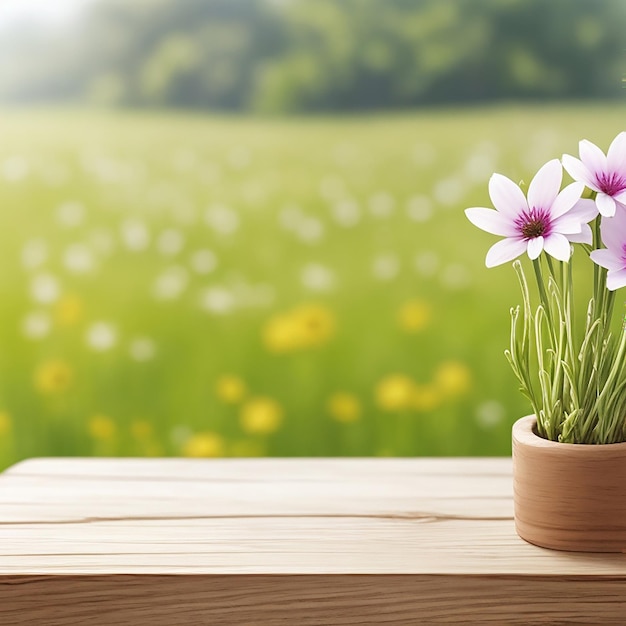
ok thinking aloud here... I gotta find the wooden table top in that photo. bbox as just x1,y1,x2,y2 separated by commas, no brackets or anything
1,457,625,625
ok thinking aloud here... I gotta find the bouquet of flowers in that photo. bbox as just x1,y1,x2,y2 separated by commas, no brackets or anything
466,132,626,444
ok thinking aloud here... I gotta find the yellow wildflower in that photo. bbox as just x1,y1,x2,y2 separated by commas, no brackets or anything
412,384,442,412
0,411,12,436
215,375,247,404
130,420,153,440
263,313,303,353
263,303,335,353
34,359,73,394
328,392,361,423
88,414,117,441
240,397,283,435
398,299,431,333
182,432,224,457
54,294,84,326
292,304,335,348
375,374,415,411
434,360,472,396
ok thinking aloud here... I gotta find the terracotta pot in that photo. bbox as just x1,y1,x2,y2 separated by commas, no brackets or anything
512,415,626,552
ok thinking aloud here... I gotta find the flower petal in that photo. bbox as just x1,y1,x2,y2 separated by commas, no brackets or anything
590,249,624,272
562,154,598,190
567,223,592,244
527,236,544,260
597,193,616,217
485,238,527,268
465,208,517,237
488,173,527,218
566,198,599,223
615,189,626,203
549,182,584,219
600,209,626,252
551,216,583,235
606,268,626,291
607,131,626,172
527,159,562,211
579,139,607,177
543,233,572,262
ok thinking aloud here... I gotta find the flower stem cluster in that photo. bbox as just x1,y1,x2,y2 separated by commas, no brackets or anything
466,133,626,443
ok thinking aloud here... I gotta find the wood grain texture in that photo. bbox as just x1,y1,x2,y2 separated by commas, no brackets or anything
0,457,625,625
513,415,626,552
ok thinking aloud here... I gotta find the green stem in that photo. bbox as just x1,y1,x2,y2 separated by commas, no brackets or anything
598,321,626,406
565,257,575,362
592,217,607,325
532,259,550,317
532,258,556,347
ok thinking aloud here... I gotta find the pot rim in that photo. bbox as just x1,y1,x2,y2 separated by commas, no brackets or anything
513,415,626,450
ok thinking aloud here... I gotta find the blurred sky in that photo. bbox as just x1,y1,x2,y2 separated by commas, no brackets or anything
0,0,90,30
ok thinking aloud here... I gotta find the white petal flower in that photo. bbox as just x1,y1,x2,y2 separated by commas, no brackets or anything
21,239,48,270
562,132,626,217
204,205,240,235
86,322,118,351
121,219,150,251
475,400,506,428
189,249,218,274
296,217,324,244
30,273,60,304
63,244,95,274
590,209,626,291
2,156,29,182
199,287,235,315
153,266,189,301
56,202,85,228
331,199,361,227
21,312,51,340
466,159,597,267
129,337,157,362
157,229,185,256
301,263,336,292
373,254,400,280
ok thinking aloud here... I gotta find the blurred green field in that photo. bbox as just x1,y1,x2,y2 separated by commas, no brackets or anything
0,103,623,468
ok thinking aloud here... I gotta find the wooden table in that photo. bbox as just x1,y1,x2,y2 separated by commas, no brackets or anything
0,457,625,625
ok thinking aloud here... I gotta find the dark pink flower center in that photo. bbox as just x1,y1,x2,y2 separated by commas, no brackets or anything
516,207,552,240
596,172,626,196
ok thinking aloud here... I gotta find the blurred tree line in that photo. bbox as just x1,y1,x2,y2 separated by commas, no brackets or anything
2,0,624,112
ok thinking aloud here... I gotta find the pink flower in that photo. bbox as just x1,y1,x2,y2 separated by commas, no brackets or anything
589,210,626,291
562,132,626,218
465,159,597,268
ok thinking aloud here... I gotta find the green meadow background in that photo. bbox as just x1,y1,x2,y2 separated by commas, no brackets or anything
0,103,623,468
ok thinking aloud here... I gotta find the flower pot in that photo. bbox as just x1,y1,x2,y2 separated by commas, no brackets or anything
512,415,626,552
